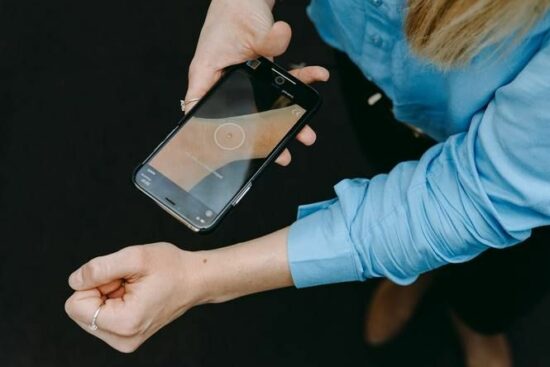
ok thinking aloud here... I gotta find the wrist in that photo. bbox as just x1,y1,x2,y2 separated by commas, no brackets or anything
176,249,214,308
182,228,294,306
212,0,274,8
189,247,247,305
176,247,243,307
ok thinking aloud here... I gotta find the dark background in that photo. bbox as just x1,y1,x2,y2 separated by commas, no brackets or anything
1,0,549,366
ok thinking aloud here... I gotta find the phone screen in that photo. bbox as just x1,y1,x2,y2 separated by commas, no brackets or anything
137,68,307,221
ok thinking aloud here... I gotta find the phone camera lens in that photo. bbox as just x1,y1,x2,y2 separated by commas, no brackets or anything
247,59,261,70
274,76,285,85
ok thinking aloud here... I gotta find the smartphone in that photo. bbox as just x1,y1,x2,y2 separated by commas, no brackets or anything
133,57,321,232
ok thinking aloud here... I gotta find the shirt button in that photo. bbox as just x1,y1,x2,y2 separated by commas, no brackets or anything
371,0,383,7
370,34,384,47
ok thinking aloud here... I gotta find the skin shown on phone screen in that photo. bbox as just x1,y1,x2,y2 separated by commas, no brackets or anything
139,69,314,218
149,104,305,192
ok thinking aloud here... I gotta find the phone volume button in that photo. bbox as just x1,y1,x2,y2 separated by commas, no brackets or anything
233,183,252,206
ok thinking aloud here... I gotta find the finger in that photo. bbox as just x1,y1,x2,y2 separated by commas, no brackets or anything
98,279,124,296
184,61,223,111
65,289,139,336
65,289,104,326
296,125,317,146
275,148,292,166
73,320,140,353
253,21,292,58
184,21,291,109
69,246,142,290
289,66,330,84
107,286,126,299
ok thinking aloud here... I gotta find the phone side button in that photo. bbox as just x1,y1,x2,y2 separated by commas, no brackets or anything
233,183,252,206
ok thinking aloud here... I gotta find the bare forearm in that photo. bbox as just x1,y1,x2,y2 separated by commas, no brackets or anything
191,227,293,304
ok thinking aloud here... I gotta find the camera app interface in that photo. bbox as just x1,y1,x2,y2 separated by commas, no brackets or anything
139,68,306,218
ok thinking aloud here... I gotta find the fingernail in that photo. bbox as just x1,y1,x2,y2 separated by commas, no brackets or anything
69,269,83,289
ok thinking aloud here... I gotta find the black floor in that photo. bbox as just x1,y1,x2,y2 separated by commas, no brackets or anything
1,1,549,366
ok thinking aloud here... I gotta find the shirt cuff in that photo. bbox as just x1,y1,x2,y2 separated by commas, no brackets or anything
288,199,363,288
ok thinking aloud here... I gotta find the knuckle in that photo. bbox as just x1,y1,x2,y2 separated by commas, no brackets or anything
155,242,176,250
83,258,102,281
148,242,177,257
122,246,147,270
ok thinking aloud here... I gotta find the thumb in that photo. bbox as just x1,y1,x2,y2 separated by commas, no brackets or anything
252,21,292,58
184,21,291,107
184,61,222,107
69,247,142,291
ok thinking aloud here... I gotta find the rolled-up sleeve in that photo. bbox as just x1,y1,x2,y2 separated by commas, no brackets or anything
288,35,550,288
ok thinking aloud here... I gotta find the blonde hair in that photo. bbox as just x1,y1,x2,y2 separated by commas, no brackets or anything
405,0,550,69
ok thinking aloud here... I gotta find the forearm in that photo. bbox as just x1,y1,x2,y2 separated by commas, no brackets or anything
191,227,293,305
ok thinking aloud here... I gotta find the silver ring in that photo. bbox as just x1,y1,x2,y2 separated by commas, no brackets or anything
89,303,104,331
181,98,201,112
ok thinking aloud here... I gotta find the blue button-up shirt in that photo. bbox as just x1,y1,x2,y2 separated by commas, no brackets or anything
288,0,550,287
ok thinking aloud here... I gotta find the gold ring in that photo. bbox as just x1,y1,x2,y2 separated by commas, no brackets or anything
180,98,201,112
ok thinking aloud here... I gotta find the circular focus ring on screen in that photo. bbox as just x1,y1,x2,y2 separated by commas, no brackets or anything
213,122,246,151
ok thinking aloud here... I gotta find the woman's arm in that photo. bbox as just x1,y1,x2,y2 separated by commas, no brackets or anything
64,229,292,353
63,60,328,352
196,227,294,304
63,64,328,353
287,34,550,288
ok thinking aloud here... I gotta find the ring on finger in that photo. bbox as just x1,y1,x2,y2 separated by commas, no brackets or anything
180,98,201,113
89,303,104,331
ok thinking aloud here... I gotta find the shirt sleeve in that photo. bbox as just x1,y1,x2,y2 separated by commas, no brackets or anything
288,34,550,288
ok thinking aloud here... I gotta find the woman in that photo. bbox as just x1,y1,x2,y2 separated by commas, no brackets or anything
336,48,550,367
64,0,550,365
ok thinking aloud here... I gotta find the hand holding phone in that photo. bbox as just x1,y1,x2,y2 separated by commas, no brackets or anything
185,0,318,166
134,58,327,232
185,0,284,110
